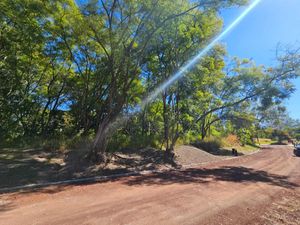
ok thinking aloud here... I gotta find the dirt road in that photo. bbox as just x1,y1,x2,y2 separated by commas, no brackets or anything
1,145,300,225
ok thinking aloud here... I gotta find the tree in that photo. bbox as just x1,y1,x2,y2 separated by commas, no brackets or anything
1,0,299,164
73,0,249,161
142,4,224,157
0,0,73,141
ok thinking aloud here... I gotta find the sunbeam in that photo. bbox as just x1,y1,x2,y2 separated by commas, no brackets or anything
140,0,262,108
107,0,262,133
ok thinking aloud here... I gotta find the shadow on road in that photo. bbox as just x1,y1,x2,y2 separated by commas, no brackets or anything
0,200,14,213
123,166,298,189
1,145,297,197
0,165,298,215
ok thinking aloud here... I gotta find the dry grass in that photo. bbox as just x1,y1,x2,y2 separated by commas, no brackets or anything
256,138,277,145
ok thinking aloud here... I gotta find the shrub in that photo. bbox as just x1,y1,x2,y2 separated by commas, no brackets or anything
192,136,222,152
223,134,240,147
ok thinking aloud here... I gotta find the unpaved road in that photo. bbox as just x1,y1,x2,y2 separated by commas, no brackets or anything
1,145,300,225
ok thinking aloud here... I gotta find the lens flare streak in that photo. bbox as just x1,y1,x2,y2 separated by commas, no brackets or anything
141,0,262,108
108,0,261,132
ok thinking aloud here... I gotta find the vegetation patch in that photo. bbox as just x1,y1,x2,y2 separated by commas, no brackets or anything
0,0,299,163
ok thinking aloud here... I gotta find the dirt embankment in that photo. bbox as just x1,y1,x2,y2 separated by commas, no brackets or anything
175,145,225,165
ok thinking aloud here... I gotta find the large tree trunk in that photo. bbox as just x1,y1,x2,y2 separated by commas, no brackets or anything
89,118,110,162
162,92,170,151
201,120,206,140
165,92,180,163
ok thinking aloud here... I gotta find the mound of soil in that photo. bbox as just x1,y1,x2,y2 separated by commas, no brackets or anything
175,145,226,166
61,146,225,179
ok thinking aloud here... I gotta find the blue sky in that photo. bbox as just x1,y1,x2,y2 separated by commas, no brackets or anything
220,0,300,119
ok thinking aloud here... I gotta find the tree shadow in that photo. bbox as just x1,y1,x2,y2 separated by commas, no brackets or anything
190,142,246,157
210,148,245,156
270,142,288,145
0,147,65,190
1,146,296,197
0,166,297,215
113,147,168,168
0,200,14,212
122,166,298,189
0,147,168,195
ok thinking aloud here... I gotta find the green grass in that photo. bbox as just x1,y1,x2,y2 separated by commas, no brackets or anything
238,144,260,152
256,138,277,145
222,144,260,155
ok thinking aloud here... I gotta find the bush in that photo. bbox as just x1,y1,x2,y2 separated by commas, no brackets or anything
107,131,160,152
192,136,222,152
223,134,240,147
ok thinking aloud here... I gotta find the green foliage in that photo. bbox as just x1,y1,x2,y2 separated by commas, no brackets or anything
192,137,223,152
0,0,299,159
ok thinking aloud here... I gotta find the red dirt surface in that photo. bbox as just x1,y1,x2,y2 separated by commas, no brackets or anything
0,145,299,225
